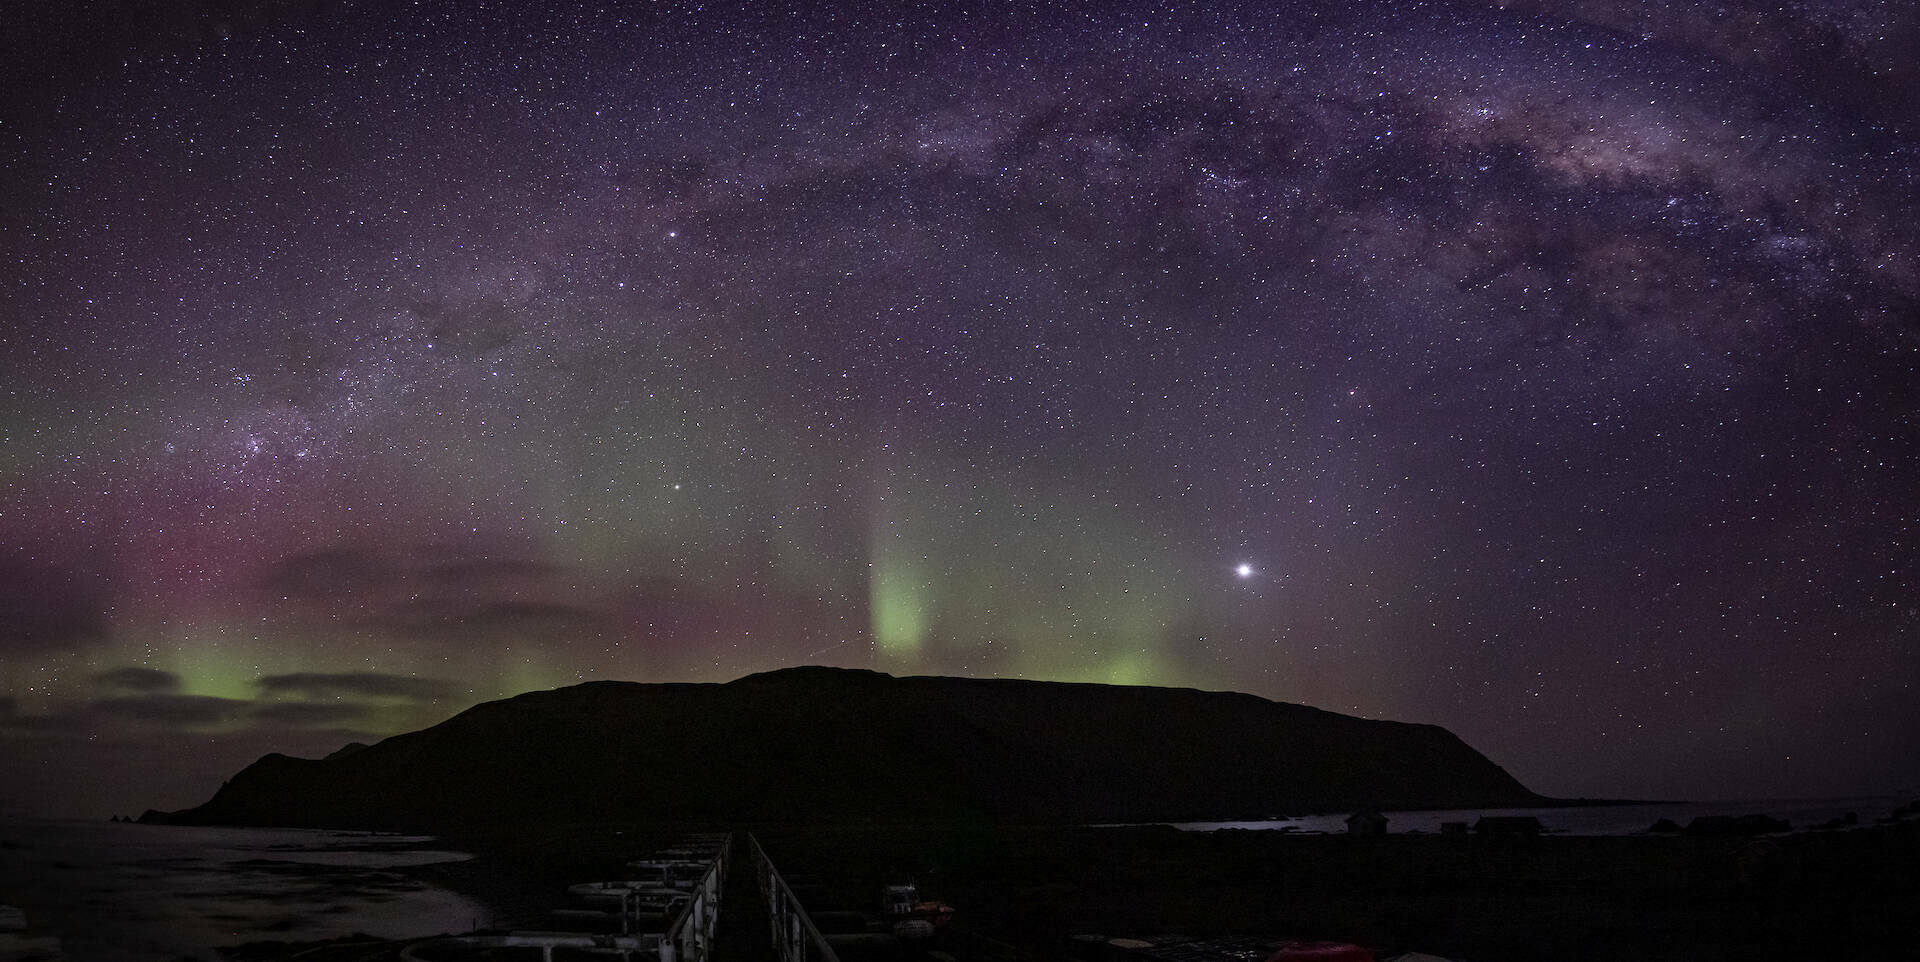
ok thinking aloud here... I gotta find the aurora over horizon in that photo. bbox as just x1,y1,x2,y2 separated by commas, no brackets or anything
2,0,1917,818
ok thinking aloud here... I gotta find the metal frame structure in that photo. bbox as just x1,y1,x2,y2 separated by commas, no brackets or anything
748,833,842,962
658,835,726,962
398,833,730,962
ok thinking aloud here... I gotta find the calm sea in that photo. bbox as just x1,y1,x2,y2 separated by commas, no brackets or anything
0,818,488,960
1163,795,1908,835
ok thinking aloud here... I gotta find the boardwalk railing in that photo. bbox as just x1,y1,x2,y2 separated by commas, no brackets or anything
748,833,842,962
398,833,730,962
659,833,729,962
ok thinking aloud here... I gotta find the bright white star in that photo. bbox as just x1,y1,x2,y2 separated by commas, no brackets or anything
1236,563,1254,579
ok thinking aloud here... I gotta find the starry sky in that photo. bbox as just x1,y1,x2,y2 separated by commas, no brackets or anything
3,0,1916,817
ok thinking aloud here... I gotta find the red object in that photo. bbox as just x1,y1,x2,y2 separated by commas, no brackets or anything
1265,943,1374,962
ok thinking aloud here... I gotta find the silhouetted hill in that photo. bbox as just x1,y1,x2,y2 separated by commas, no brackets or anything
145,667,1544,828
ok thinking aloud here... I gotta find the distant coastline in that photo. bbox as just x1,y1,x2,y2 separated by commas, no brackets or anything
1153,795,1906,837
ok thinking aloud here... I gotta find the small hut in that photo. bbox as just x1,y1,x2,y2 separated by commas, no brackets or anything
1345,811,1389,836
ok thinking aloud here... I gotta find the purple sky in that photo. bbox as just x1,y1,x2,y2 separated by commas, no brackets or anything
3,0,1917,817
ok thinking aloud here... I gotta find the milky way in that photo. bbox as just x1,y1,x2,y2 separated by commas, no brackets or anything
2,0,1916,815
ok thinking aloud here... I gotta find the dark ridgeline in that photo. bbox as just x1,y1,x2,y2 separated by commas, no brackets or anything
143,666,1542,829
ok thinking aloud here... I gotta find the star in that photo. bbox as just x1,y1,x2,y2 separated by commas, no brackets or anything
1,0,1910,816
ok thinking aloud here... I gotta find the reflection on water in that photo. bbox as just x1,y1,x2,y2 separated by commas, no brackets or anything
0,818,487,960
1164,796,1905,835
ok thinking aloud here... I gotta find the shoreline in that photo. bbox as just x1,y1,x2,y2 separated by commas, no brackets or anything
185,817,1920,961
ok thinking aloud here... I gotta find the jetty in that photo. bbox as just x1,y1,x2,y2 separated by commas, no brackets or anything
394,832,908,962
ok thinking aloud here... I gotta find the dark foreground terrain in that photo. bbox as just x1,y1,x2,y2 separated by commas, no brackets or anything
748,821,1919,962
230,817,1920,961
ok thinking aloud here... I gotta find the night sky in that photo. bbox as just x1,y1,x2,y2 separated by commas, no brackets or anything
3,0,1916,817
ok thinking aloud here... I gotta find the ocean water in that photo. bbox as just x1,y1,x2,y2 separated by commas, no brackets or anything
0,818,488,960
1163,795,1907,835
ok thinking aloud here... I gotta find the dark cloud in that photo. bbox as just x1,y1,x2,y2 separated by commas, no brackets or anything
380,599,608,643
90,694,248,727
91,666,182,694
0,713,84,734
259,546,391,602
439,600,604,633
422,558,563,586
262,545,564,602
262,546,592,644
3,689,381,738
0,559,108,656
0,698,84,733
256,672,456,702
249,701,369,727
